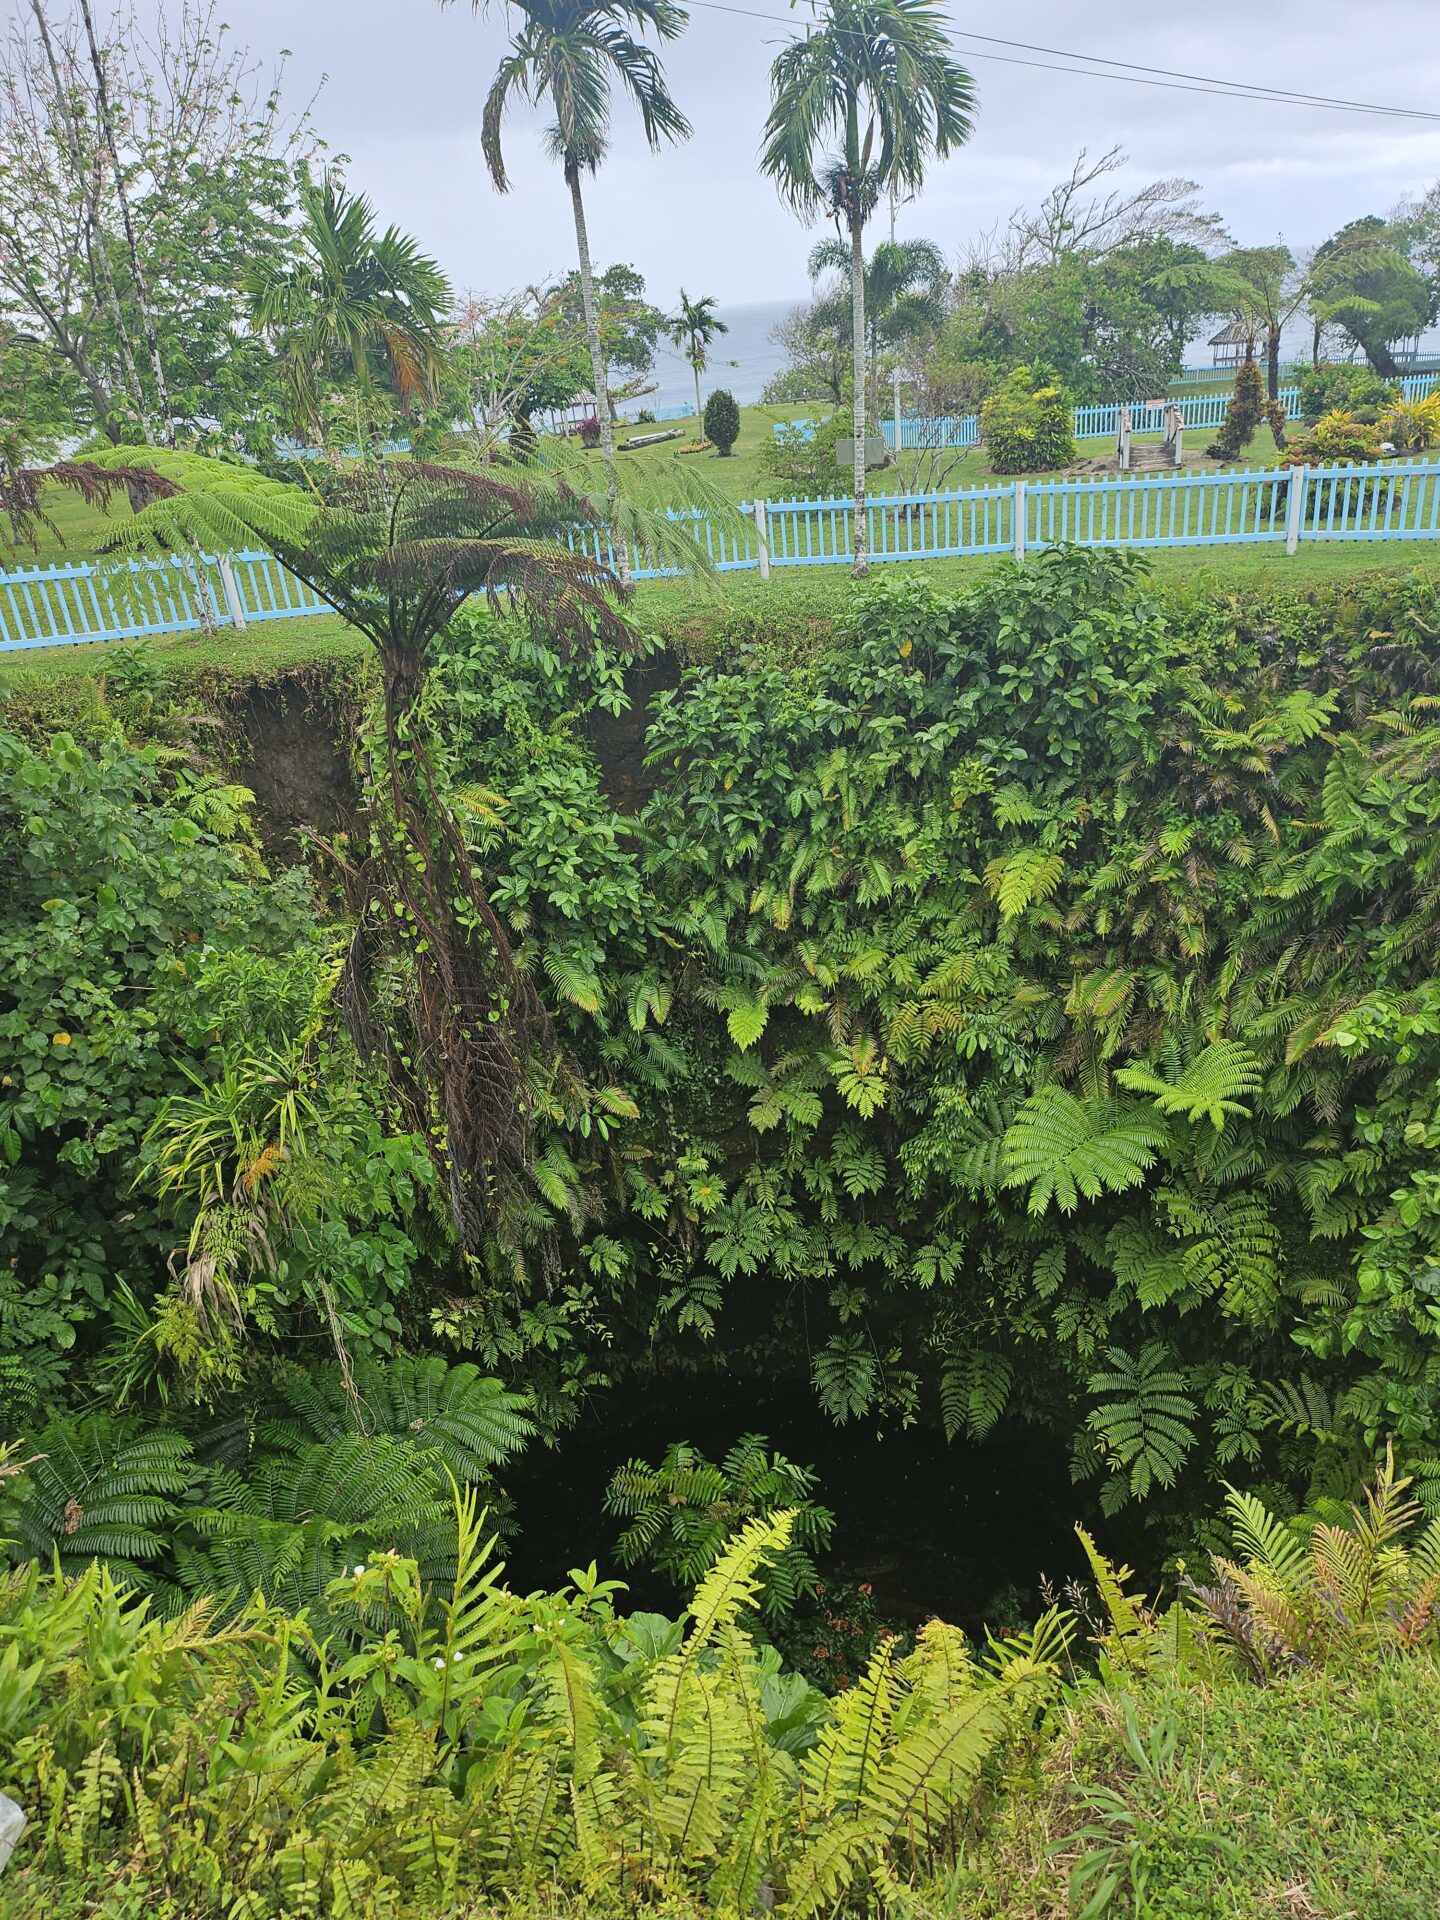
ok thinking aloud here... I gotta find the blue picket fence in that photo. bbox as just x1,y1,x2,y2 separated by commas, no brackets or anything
6,461,1440,650
877,373,1440,453
0,550,327,651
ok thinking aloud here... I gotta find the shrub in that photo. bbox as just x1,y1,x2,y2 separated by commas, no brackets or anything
1381,391,1440,450
703,387,741,456
1288,407,1383,464
577,415,601,448
0,1489,1062,1915
636,407,656,424
980,366,1075,474
761,412,847,496
1206,356,1267,461
1297,360,1398,424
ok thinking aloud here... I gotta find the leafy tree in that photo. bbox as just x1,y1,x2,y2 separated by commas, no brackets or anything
762,0,974,577
0,1,311,445
1309,215,1435,375
248,174,451,448
703,385,740,455
472,0,692,562
669,287,728,423
765,295,850,405
557,260,670,412
437,285,592,456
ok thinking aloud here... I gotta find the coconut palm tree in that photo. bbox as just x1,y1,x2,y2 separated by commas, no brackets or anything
669,289,728,425
762,0,973,577
468,0,691,556
248,175,451,448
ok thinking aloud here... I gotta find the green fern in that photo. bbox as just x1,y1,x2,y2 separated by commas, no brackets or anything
12,1414,193,1577
270,1353,534,1482
1085,1342,1198,1511
1115,1039,1262,1130
1002,1090,1169,1216
984,848,1065,922
940,1350,1014,1441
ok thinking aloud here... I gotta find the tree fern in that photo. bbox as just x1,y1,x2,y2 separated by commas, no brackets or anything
1001,1090,1169,1216
1115,1038,1262,1130
1085,1342,1198,1511
11,1414,193,1577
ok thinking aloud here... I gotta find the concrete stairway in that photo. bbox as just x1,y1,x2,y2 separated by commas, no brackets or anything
1124,441,1182,472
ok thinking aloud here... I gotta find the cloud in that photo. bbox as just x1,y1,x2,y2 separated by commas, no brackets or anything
134,0,1440,303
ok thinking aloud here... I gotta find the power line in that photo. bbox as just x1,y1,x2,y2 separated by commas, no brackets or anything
681,0,1440,124
945,25,1440,124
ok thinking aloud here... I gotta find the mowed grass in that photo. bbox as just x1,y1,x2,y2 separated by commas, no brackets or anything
4,542,1438,710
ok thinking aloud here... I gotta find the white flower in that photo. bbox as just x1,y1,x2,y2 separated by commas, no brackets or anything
352,1564,366,1577
451,1651,465,1664
433,1656,446,1669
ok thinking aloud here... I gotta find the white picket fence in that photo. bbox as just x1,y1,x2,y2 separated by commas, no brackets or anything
5,461,1440,651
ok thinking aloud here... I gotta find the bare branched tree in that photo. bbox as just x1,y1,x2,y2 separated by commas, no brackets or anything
974,145,1230,276
0,1,316,441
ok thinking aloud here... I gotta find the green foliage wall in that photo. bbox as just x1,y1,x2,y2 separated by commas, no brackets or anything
431,555,1440,1527
0,729,437,1412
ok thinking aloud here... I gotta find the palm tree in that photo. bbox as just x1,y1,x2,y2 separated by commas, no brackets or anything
762,0,974,577
468,0,691,555
807,235,948,416
669,290,728,424
248,175,451,447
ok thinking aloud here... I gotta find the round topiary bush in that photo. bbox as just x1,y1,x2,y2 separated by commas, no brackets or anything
703,388,740,457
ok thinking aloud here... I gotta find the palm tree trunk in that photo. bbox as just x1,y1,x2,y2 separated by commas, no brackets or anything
566,162,629,581
850,213,868,580
693,354,703,427
77,0,174,445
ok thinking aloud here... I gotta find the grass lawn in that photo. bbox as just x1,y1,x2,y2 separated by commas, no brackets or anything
940,1658,1440,1920
4,542,1437,709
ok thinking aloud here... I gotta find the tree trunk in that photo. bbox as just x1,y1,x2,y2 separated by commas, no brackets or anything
1367,340,1400,380
693,354,703,427
77,0,173,444
850,213,868,581
565,162,629,582
1266,325,1281,402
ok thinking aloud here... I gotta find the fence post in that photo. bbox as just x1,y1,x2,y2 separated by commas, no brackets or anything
753,500,771,580
217,554,247,629
1013,480,1027,561
1284,465,1308,555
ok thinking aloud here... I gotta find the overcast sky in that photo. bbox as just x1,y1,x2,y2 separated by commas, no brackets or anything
131,0,1440,306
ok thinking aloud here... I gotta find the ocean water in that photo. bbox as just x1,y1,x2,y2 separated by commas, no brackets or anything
644,298,800,411
650,303,1440,408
